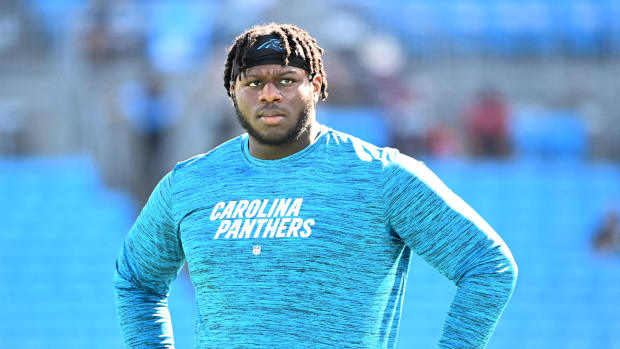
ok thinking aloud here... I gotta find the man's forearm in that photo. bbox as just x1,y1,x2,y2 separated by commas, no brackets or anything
114,270,176,348
437,255,517,348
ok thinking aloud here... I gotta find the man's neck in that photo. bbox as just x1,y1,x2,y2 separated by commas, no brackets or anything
248,122,322,160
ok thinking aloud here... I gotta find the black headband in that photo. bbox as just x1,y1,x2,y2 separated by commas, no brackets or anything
232,35,311,81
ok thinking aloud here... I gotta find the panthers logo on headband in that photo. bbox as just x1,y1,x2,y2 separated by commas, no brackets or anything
256,38,283,52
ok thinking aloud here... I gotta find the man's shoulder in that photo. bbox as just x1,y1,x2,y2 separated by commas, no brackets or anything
325,128,400,167
172,135,244,172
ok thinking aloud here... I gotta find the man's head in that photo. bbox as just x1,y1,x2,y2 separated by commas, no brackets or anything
224,23,328,146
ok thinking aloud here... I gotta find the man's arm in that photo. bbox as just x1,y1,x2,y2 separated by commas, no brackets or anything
113,172,186,348
381,152,517,348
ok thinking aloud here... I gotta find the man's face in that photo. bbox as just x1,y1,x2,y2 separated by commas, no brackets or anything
231,64,321,146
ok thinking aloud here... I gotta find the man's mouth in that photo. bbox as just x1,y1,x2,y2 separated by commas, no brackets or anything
259,115,285,125
258,110,286,125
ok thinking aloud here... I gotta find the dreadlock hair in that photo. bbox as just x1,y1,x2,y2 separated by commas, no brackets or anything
224,23,328,101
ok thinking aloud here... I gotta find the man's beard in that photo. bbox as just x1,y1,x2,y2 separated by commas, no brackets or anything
233,98,313,146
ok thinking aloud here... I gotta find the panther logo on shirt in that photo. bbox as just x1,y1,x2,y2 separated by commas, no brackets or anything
209,198,314,240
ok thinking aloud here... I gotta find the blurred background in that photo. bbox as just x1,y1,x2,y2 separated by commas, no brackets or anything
1,0,620,348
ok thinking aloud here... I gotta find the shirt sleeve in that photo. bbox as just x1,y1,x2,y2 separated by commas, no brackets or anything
113,171,186,348
381,151,518,348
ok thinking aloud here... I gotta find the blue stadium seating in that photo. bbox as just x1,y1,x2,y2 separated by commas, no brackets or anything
511,109,588,160
0,156,191,348
355,0,619,56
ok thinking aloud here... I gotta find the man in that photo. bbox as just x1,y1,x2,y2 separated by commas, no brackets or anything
114,23,518,348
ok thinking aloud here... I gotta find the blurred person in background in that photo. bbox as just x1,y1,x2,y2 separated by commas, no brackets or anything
462,87,512,158
426,120,461,158
118,69,178,204
79,0,144,68
113,23,517,348
593,208,620,255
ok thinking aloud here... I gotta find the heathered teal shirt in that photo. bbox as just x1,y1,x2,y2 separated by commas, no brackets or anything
114,126,517,348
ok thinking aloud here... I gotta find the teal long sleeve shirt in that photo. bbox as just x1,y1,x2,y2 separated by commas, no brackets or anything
113,126,517,348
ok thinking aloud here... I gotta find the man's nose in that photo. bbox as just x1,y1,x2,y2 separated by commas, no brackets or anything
259,82,282,103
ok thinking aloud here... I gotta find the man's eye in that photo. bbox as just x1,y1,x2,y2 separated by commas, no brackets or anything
248,81,261,87
280,79,293,85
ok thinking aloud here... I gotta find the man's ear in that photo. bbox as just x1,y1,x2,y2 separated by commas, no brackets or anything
230,82,236,106
311,75,322,101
